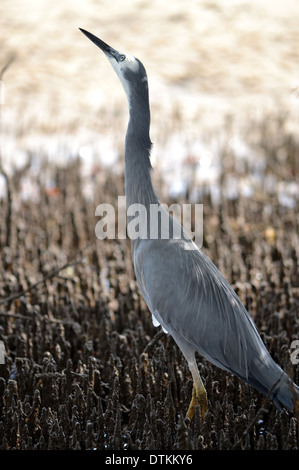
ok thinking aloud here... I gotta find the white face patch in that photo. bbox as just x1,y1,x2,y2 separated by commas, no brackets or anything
107,52,141,102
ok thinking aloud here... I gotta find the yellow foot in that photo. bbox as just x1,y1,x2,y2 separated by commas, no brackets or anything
186,382,208,422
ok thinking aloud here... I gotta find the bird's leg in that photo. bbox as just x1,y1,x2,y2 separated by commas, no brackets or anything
186,360,207,422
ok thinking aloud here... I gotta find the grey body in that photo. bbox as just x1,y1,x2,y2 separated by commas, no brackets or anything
80,29,299,411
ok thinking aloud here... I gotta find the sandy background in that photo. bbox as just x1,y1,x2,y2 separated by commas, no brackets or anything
1,0,299,166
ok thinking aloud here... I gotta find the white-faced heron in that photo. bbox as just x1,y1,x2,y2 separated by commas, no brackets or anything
80,29,299,421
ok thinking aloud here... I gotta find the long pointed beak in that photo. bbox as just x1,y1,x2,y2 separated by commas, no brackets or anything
79,28,120,61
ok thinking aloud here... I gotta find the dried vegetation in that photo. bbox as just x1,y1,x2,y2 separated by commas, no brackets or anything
0,112,298,450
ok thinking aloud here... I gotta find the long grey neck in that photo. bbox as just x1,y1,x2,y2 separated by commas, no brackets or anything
124,98,159,210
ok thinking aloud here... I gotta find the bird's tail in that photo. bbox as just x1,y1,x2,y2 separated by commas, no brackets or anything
270,373,299,411
247,357,299,411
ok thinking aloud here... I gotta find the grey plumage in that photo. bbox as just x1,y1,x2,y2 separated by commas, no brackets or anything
80,28,299,415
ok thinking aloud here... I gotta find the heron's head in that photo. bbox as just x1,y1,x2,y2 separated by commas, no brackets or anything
80,29,149,109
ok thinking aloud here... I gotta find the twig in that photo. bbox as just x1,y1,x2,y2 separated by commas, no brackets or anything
0,56,15,81
141,328,165,356
0,310,63,322
0,243,92,308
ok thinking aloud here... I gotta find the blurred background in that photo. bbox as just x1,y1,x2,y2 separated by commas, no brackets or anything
1,0,299,203
0,0,298,450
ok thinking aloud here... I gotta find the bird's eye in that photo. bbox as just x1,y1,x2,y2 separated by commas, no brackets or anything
119,54,126,62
